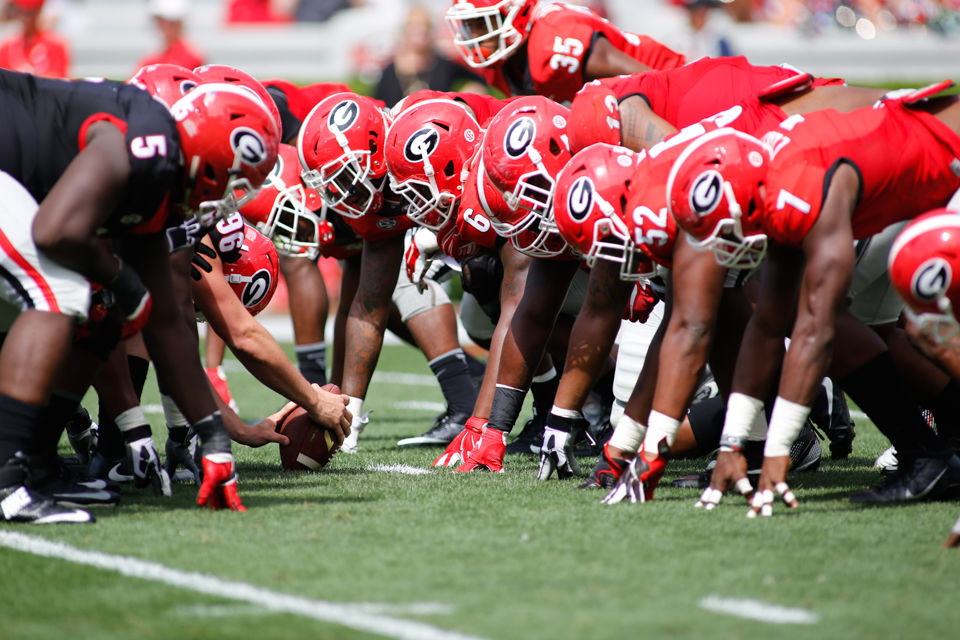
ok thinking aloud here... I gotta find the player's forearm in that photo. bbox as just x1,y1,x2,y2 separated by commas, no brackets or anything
225,322,316,408
554,306,622,411
341,305,389,399
653,315,713,421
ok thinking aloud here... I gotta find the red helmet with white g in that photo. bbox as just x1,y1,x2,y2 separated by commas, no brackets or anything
553,144,652,278
222,224,279,316
171,83,280,227
888,208,960,344
240,144,332,260
445,0,537,69
666,127,770,270
385,98,482,231
128,63,199,106
193,64,282,134
481,96,571,253
297,92,390,218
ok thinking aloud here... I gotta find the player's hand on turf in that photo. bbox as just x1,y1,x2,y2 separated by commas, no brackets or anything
433,416,484,467
747,455,797,518
537,427,581,480
197,453,245,511
602,439,669,505
165,431,201,485
305,383,351,446
455,425,506,473
695,449,753,510
127,436,172,497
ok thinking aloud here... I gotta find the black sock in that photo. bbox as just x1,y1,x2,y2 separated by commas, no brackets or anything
926,379,960,447
168,426,190,445
295,343,327,386
428,349,477,416
128,355,149,399
840,352,947,460
487,385,527,434
530,370,559,419
95,414,125,460
0,393,42,463
32,391,80,461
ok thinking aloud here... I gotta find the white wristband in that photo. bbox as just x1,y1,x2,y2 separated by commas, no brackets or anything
550,405,583,420
643,410,681,450
722,393,765,441
764,396,811,458
608,414,645,453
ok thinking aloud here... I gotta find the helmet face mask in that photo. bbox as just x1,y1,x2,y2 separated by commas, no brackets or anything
446,0,533,68
684,181,768,270
262,183,324,260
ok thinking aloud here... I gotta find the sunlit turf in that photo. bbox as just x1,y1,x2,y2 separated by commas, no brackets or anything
2,341,958,640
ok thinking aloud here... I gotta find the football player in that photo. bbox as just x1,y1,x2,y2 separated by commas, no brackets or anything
668,84,960,515
299,91,486,452
445,0,684,103
0,70,279,522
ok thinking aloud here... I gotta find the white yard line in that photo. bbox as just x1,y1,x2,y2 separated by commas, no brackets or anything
698,595,819,625
393,401,447,412
0,531,484,640
368,463,433,476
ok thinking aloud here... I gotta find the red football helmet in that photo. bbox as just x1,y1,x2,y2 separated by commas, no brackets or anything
128,63,199,106
193,64,282,134
567,82,622,154
445,0,537,68
222,224,280,316
385,98,482,231
889,208,960,344
482,97,572,247
240,144,332,260
171,83,280,227
666,127,770,270
297,92,390,218
553,144,653,278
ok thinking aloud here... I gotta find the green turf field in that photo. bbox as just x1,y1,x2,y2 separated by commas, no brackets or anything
2,340,958,640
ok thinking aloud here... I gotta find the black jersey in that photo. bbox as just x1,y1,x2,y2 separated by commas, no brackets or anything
0,69,183,235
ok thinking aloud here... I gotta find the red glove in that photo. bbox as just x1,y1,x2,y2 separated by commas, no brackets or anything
623,282,657,323
455,425,506,473
197,453,245,511
433,416,485,467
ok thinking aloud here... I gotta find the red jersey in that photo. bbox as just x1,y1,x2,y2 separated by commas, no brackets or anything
136,38,204,73
756,100,960,245
437,161,499,260
0,30,69,78
482,2,684,103
593,57,846,129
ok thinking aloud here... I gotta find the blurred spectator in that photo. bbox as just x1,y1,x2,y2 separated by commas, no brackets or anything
373,4,484,108
226,0,293,23
680,0,736,59
0,0,69,77
135,0,205,72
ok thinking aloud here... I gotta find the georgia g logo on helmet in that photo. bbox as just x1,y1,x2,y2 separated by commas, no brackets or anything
567,176,595,223
242,269,274,310
504,117,536,158
911,258,952,302
403,127,440,163
328,100,359,133
231,127,269,166
689,170,724,218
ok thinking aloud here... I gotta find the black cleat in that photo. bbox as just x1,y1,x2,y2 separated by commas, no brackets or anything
0,454,93,524
810,377,856,459
64,406,98,465
397,410,470,447
849,454,954,503
505,415,546,455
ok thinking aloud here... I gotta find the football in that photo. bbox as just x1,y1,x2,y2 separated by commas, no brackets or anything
277,405,339,471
